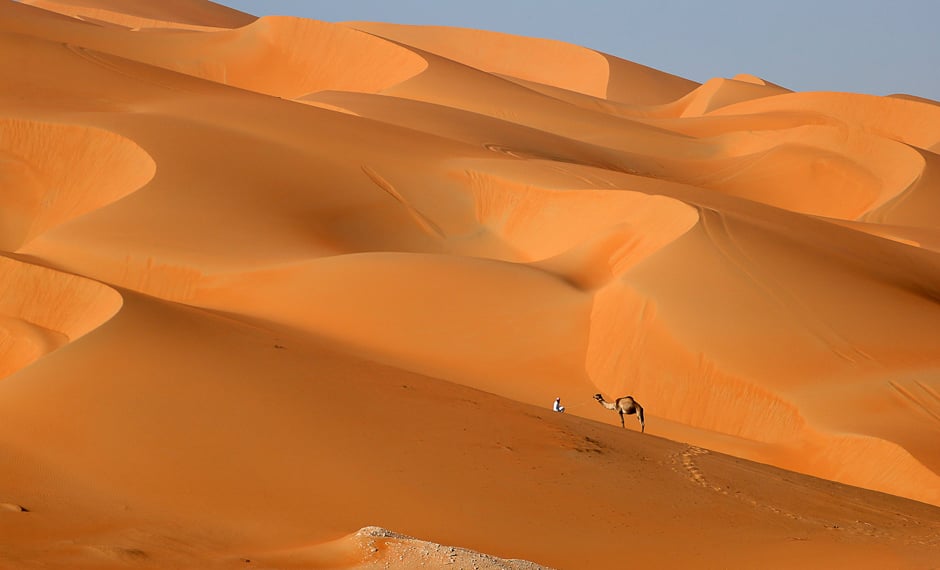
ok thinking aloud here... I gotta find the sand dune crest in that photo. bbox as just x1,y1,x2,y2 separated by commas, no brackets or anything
0,118,155,250
0,256,122,380
19,0,255,30
2,2,940,568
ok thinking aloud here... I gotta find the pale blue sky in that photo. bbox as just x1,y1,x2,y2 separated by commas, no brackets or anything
218,1,939,101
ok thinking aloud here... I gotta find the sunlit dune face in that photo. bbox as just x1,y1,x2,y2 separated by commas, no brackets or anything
147,17,429,99
18,0,256,30
0,118,155,251
0,257,122,380
2,10,427,100
1,2,940,569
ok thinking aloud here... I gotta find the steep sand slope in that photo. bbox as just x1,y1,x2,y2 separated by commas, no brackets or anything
19,0,255,30
2,1,940,568
0,256,122,379
346,21,699,105
0,118,155,250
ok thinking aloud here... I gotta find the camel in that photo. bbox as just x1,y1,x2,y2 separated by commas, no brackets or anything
593,393,644,433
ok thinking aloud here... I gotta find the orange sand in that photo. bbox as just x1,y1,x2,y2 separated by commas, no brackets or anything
1,1,939,568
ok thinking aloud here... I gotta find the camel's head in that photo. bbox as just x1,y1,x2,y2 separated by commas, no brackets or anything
593,393,603,402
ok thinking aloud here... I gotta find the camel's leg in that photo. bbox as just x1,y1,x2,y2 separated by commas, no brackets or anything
619,411,625,428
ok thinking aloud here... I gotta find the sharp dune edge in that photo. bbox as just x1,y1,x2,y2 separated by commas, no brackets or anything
1,0,939,568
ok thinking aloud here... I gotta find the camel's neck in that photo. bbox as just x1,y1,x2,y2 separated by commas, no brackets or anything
597,399,617,411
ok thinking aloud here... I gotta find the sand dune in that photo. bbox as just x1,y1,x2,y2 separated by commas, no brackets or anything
0,118,155,250
347,21,699,105
2,1,940,568
0,256,121,380
19,0,255,30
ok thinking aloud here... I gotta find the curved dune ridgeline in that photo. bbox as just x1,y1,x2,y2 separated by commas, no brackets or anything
0,118,156,250
0,256,122,380
19,0,256,30
164,17,430,99
2,1,940,569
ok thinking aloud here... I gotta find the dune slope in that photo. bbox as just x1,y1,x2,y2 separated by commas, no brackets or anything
1,1,940,568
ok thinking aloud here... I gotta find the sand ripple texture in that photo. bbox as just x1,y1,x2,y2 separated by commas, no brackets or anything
1,2,940,569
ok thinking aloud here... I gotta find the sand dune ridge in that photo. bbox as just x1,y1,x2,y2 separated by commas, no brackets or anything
0,117,155,250
2,2,940,568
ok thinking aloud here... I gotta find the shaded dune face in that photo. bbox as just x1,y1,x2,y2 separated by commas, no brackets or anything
3,3,940,568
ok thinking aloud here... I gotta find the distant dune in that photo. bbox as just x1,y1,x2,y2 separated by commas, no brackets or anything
1,1,939,568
